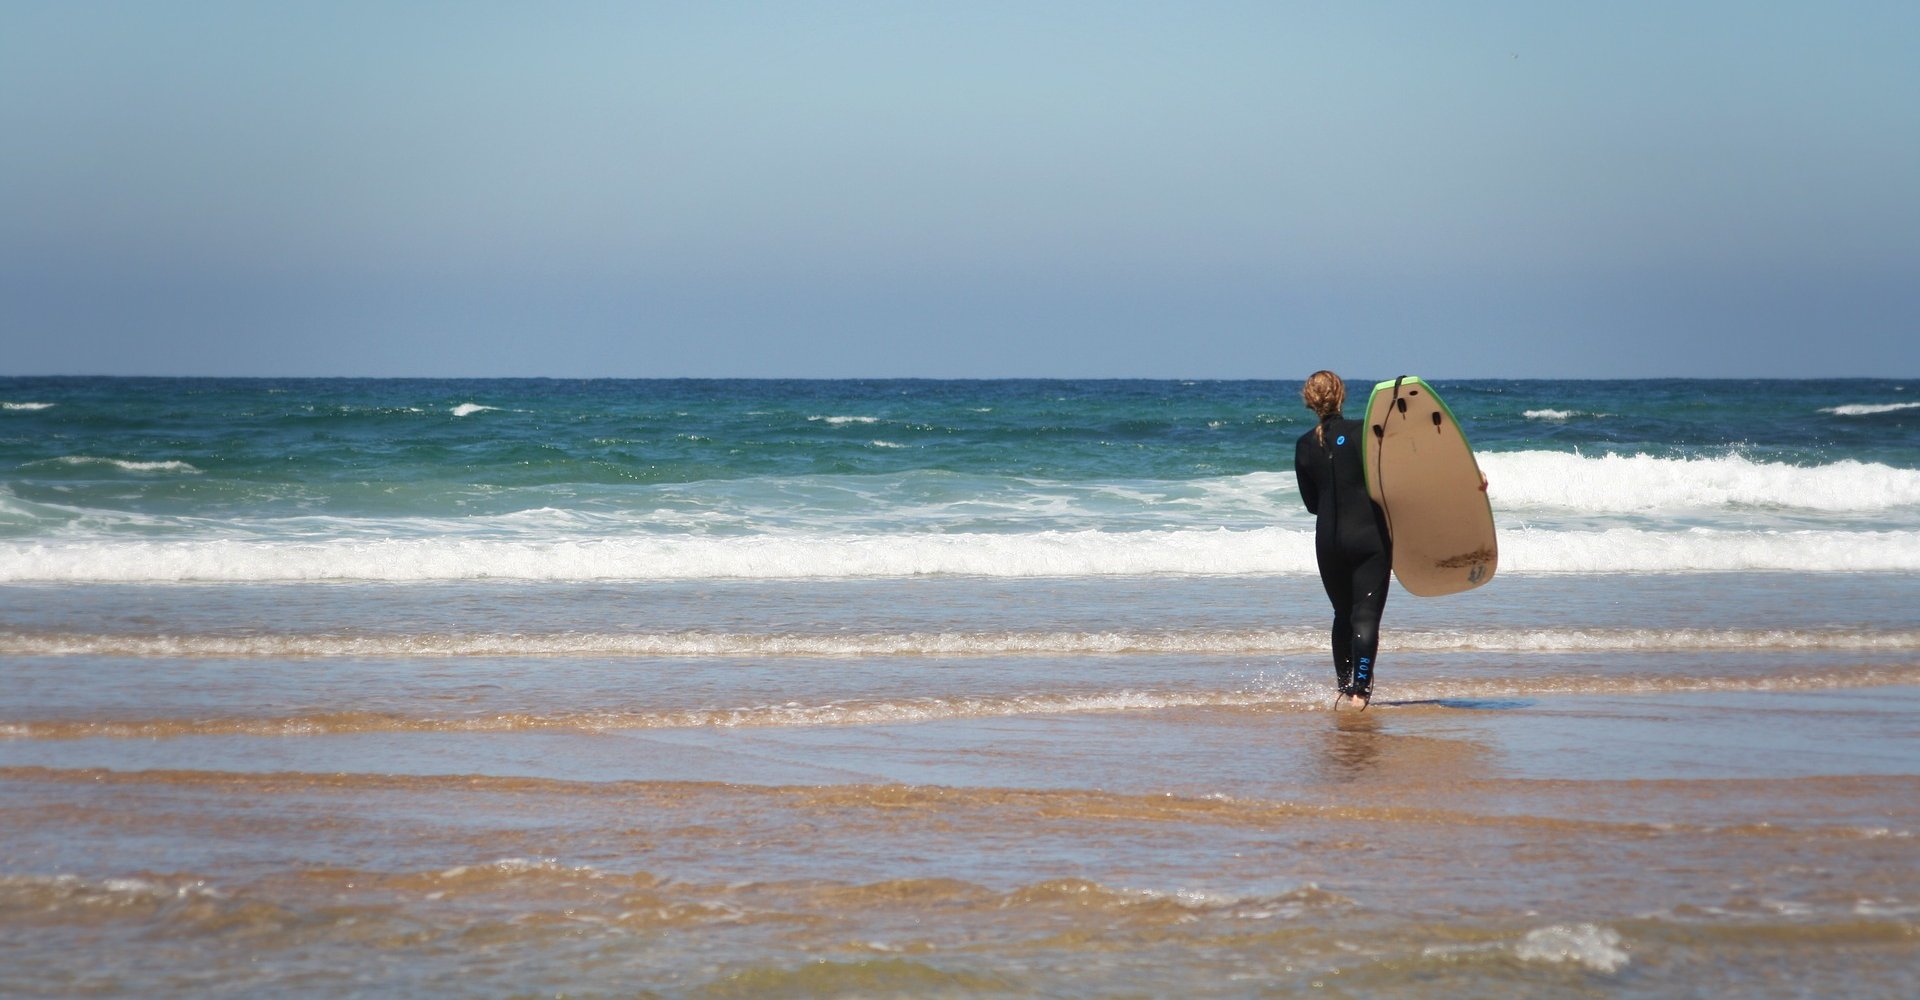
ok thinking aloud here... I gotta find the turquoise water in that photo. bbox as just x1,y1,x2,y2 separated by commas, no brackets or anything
4,377,1918,580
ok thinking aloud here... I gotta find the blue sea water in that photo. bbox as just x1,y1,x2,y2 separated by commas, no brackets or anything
3,376,1918,582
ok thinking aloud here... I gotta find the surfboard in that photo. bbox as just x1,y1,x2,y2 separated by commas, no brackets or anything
1361,376,1497,597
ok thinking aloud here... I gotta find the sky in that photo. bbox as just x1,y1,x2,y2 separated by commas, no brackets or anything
2,1,1917,378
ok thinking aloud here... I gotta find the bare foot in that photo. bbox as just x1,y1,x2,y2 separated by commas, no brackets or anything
1334,692,1370,712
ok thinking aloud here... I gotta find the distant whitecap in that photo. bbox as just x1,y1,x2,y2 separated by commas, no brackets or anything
1820,401,1920,416
32,456,201,474
451,403,499,416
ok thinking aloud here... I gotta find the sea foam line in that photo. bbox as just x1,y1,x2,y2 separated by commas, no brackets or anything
0,868,1343,929
7,668,1919,740
5,627,1918,659
0,690,1288,740
3,526,1919,581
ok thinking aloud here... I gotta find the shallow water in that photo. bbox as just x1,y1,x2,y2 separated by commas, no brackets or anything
5,574,1919,997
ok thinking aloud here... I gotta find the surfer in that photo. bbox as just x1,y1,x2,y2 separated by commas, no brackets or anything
1294,371,1392,710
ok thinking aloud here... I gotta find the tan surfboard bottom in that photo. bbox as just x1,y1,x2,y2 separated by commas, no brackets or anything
1362,376,1497,597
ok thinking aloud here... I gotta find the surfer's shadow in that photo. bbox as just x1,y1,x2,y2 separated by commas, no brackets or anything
1375,698,1533,711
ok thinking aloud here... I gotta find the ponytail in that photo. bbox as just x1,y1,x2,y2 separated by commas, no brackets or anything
1301,371,1346,447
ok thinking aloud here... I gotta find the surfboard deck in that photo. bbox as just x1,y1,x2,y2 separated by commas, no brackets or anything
1361,376,1497,597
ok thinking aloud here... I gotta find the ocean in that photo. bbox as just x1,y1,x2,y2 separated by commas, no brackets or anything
4,376,1919,996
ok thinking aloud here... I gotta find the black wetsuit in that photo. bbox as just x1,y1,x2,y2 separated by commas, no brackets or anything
1294,416,1393,698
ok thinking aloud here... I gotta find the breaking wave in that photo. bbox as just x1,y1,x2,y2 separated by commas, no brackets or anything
1477,452,1920,513
2,526,1917,581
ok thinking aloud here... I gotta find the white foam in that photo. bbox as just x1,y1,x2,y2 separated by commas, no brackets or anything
29,456,201,474
4,524,1919,582
438,857,580,879
747,690,1284,727
1522,408,1599,420
1820,401,1920,416
1500,526,1920,572
870,440,907,449
450,403,498,416
1853,897,1920,916
896,455,1920,523
1514,924,1628,973
808,415,880,425
2,401,55,411
1479,451,1920,513
15,668,1920,741
6,626,1915,659
0,528,1301,582
0,873,217,902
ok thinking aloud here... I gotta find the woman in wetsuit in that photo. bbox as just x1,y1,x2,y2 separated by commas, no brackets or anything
1293,371,1392,710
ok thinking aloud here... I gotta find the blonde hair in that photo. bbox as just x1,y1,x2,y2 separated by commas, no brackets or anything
1302,370,1345,446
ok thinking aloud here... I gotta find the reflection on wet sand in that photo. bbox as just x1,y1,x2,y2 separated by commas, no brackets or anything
1313,709,1498,789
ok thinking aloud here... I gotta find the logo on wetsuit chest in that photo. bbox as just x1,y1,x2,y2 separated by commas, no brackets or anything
1335,435,1346,446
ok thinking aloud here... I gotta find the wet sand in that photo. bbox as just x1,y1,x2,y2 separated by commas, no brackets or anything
5,684,1919,997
